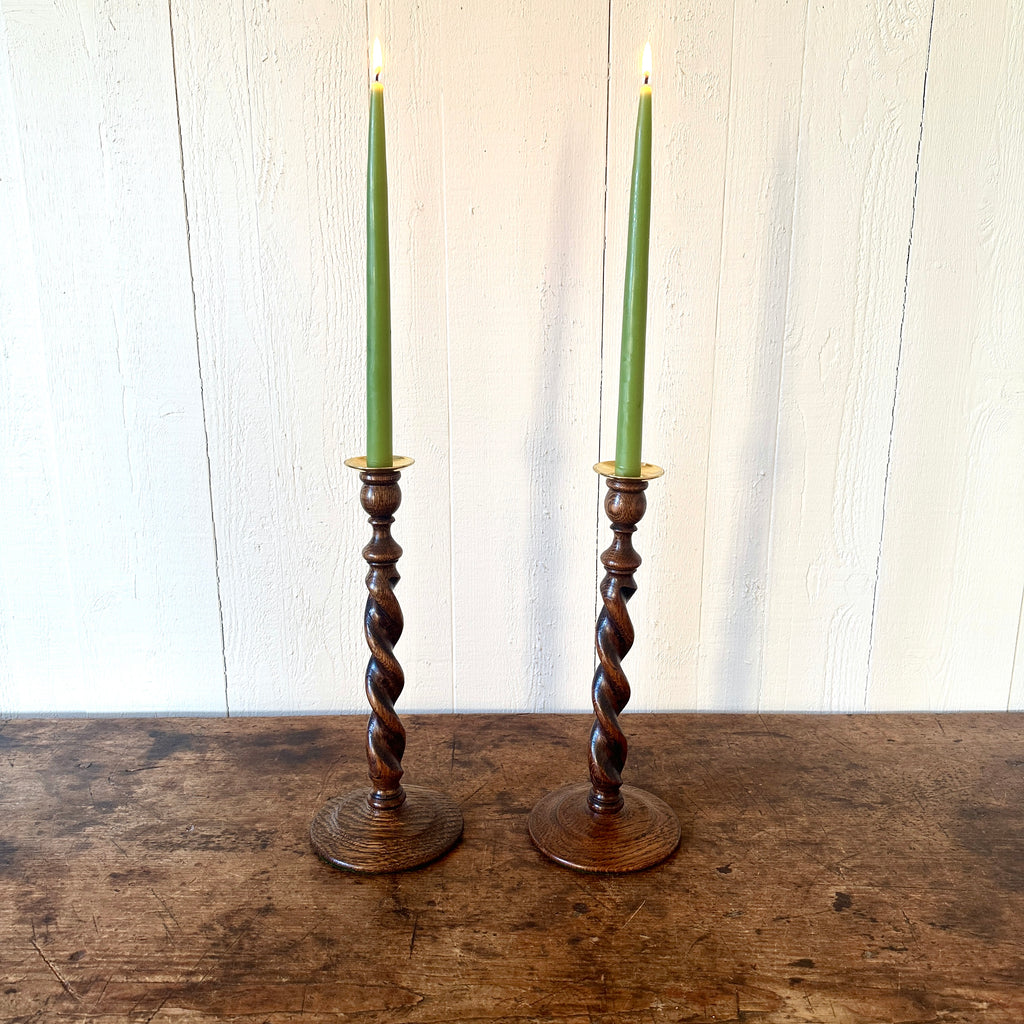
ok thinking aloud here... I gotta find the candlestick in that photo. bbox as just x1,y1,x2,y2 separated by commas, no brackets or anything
310,457,462,872
367,37,393,469
529,461,680,872
614,43,653,479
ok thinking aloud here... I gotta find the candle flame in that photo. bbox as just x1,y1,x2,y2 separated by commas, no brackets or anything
642,42,652,82
372,37,383,79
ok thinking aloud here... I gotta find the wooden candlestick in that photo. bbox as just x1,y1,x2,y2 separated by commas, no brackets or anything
310,457,462,872
529,461,680,872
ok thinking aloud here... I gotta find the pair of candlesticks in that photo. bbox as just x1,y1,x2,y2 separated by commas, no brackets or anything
309,455,680,874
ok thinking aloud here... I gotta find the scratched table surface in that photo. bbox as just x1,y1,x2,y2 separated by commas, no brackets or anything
1,713,1022,1023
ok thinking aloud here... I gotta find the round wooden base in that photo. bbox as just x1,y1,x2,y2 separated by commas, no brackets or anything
310,785,463,873
528,782,680,873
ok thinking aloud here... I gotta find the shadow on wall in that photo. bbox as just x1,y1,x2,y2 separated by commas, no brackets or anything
523,131,580,713
704,138,796,711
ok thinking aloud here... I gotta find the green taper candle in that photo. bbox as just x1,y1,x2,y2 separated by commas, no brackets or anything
614,43,653,479
366,37,392,468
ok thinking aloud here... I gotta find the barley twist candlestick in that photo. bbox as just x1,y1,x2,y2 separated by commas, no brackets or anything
310,457,462,873
529,461,681,872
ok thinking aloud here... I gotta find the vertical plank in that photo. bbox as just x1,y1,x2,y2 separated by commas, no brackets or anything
171,0,281,713
758,0,933,711
0,11,83,710
0,1,223,714
172,0,454,713
695,0,808,710
869,0,1024,710
440,2,608,711
602,2,734,710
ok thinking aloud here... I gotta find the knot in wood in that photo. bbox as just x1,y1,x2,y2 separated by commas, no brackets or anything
601,538,642,577
359,469,402,520
603,477,647,527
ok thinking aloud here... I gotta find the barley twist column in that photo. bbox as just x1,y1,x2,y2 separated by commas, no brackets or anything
528,462,681,872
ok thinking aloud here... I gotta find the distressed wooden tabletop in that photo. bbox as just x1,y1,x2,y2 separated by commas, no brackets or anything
1,713,1021,1022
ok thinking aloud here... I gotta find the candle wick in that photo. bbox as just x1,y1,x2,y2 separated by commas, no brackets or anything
375,70,381,82
643,73,649,86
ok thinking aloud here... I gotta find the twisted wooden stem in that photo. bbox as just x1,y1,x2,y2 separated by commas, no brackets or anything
588,476,647,814
359,468,406,811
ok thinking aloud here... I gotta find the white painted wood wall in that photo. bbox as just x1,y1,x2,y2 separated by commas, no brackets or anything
2,1,1022,716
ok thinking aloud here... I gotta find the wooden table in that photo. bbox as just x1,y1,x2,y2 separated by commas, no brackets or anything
1,713,1022,1022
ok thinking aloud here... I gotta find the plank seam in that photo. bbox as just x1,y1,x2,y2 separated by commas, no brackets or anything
1008,583,1024,711
863,0,938,709
167,0,230,716
697,0,738,697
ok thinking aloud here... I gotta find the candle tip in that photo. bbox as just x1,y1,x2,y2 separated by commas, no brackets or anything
372,37,383,80
642,42,652,84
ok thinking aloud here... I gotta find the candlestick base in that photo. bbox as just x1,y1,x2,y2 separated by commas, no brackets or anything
528,782,679,873
311,785,463,873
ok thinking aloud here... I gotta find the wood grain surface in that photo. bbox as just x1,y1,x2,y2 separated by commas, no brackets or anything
1,713,1022,1022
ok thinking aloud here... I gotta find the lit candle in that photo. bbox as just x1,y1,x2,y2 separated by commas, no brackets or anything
614,42,653,479
366,37,392,468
